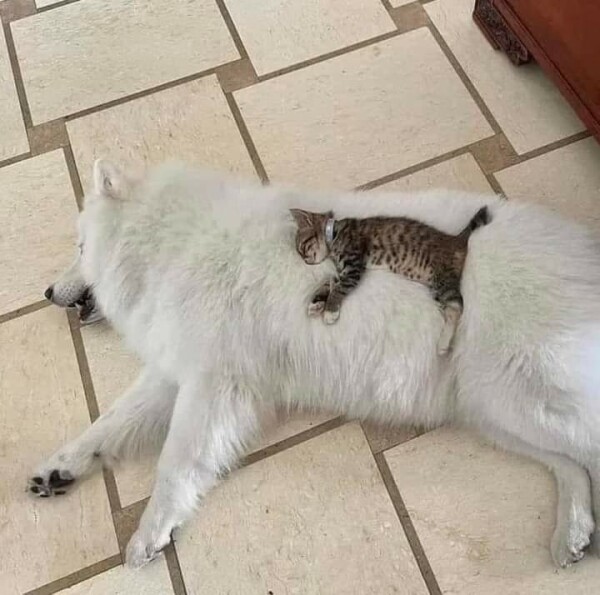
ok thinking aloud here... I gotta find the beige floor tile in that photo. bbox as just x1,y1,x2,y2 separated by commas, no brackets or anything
426,0,584,154
12,0,239,124
385,427,600,594
58,560,172,594
82,324,333,506
0,150,79,315
67,75,256,191
381,153,493,194
0,308,118,594
495,138,600,230
176,423,427,594
226,0,395,75
0,26,28,161
236,29,493,188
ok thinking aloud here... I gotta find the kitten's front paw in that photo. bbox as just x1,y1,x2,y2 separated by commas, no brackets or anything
308,300,326,317
323,309,340,325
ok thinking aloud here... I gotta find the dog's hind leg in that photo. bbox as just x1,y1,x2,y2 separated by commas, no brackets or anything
485,426,594,567
28,367,177,498
125,374,261,568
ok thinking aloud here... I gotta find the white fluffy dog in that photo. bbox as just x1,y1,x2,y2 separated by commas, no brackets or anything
36,159,600,569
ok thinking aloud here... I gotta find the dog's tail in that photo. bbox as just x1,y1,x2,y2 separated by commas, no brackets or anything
458,206,490,241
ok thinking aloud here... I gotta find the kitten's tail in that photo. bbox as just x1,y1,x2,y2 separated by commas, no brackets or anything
459,206,489,240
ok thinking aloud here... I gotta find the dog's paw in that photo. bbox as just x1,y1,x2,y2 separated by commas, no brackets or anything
27,469,75,498
323,309,340,325
126,530,170,569
308,300,325,318
551,514,594,567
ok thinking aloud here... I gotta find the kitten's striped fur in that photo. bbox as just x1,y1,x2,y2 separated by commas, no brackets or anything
291,206,489,352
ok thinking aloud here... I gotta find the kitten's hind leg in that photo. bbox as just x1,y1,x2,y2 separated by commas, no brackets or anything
432,271,463,355
437,301,461,355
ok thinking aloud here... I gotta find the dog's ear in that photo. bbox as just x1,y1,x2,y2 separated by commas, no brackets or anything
290,209,315,229
93,159,128,200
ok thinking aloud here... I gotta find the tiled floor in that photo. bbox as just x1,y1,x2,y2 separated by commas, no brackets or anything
0,1,598,593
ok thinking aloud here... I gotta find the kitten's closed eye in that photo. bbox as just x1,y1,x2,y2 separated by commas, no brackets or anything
298,237,313,256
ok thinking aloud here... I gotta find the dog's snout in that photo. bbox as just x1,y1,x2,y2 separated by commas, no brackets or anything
44,286,54,301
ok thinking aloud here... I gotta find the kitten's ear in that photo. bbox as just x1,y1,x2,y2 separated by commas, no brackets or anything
290,208,315,228
93,159,129,200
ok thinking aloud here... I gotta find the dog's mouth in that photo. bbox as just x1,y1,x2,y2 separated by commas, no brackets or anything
71,288,104,325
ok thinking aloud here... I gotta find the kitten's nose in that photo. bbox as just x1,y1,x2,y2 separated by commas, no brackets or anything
44,286,54,301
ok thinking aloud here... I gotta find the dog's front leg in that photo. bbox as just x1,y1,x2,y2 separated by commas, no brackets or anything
126,375,261,568
28,367,177,497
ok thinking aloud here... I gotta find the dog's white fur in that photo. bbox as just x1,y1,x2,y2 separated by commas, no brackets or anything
38,159,600,569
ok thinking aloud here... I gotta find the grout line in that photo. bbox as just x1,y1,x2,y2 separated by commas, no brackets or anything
63,143,85,209
374,453,442,595
426,21,505,139
28,119,68,156
257,28,406,82
243,417,346,467
103,467,123,512
67,309,100,422
480,164,504,194
37,0,80,14
358,145,473,190
0,0,36,23
23,554,122,595
64,66,222,122
361,421,427,455
164,543,189,595
67,310,123,514
214,0,248,60
215,58,258,93
358,126,587,194
386,1,431,33
0,299,48,325
225,93,269,183
0,150,31,170
2,20,32,129
502,129,591,171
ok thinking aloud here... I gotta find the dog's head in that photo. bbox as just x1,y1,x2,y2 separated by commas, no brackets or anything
45,159,132,324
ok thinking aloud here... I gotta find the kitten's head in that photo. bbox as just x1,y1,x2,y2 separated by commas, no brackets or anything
290,209,333,265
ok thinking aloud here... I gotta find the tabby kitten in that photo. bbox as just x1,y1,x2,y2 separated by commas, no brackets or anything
291,206,489,353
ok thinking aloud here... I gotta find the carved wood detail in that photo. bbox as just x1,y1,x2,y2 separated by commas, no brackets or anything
473,0,531,66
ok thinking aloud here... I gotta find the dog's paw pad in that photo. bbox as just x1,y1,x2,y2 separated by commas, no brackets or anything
28,469,75,497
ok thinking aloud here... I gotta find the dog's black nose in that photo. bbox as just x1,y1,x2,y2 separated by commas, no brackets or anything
44,286,54,301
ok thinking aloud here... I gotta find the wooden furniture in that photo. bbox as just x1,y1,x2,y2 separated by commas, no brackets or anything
473,0,600,142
